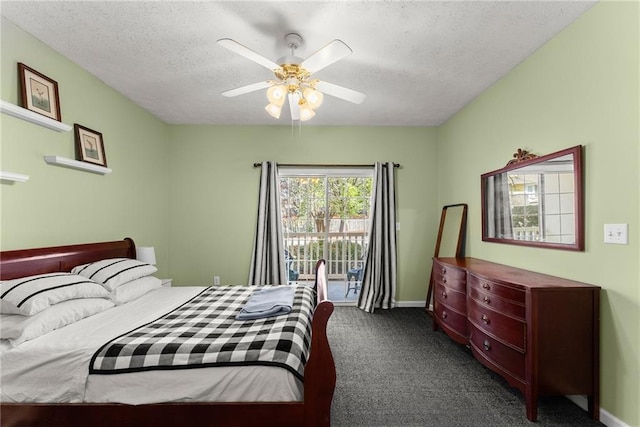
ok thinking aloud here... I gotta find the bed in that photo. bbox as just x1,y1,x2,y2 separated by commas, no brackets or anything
0,238,336,427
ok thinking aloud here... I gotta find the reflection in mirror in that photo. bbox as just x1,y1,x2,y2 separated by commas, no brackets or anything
426,203,468,313
436,204,468,258
481,145,584,251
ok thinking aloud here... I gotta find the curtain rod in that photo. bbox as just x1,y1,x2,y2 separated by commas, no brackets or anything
253,162,401,168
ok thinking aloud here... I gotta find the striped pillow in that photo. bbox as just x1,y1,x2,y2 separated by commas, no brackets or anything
0,272,110,316
71,258,157,291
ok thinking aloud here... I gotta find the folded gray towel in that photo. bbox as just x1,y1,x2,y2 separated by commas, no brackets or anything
236,285,295,321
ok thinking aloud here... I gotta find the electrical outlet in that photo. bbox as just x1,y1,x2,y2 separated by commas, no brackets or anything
604,224,628,244
213,276,220,285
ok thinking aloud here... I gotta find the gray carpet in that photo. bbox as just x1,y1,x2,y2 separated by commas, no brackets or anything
327,307,604,427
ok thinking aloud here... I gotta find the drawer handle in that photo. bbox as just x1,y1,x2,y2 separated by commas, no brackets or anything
483,340,491,351
441,291,447,299
483,295,491,304
441,311,447,319
441,277,447,284
482,282,491,290
481,314,490,325
441,267,446,274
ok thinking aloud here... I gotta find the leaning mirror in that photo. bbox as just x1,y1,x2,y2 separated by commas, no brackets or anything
426,203,468,314
434,204,468,258
481,145,584,251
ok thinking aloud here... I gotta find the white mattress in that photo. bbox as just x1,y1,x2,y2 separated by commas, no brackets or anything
0,286,302,404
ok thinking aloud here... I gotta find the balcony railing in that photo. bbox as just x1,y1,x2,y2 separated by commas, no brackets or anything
284,231,367,280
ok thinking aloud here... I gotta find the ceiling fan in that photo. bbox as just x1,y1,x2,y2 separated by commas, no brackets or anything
217,33,366,122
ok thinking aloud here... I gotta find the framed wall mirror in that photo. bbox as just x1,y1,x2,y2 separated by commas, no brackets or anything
426,203,468,313
481,145,584,251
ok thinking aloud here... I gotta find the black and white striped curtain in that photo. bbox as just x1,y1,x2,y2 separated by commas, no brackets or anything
248,161,287,286
487,173,513,239
358,162,397,313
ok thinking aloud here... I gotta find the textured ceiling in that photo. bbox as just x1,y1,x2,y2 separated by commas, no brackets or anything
1,1,596,126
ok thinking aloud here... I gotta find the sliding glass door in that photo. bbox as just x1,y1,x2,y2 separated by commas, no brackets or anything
279,167,373,304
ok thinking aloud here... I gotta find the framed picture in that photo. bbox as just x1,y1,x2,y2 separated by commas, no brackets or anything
74,124,107,167
18,63,62,121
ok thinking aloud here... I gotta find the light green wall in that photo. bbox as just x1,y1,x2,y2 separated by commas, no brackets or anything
167,125,439,302
437,2,639,425
0,18,171,277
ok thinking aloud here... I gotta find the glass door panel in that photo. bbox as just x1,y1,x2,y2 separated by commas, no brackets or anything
279,170,372,304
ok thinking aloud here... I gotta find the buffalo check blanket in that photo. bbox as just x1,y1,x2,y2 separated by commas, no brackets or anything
90,285,315,381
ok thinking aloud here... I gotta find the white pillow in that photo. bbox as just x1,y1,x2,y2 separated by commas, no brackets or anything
0,272,110,315
110,276,162,305
1,298,114,347
71,258,157,291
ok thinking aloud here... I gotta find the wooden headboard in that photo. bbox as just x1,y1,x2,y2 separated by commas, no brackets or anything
0,238,136,280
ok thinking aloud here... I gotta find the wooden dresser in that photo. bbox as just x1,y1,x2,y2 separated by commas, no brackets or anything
431,257,600,422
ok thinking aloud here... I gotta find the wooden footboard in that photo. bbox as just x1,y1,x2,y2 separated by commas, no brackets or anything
0,240,336,427
303,299,336,426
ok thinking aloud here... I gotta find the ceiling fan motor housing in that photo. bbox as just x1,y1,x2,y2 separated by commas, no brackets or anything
276,55,304,66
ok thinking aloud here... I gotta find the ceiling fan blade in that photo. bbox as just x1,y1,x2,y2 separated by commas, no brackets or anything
221,81,272,97
289,93,300,121
301,40,352,74
315,81,366,104
217,38,280,71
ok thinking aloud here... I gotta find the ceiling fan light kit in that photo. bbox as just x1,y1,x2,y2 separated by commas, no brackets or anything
298,99,315,121
303,87,323,109
264,102,282,119
218,32,365,123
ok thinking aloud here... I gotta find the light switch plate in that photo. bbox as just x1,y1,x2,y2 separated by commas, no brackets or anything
604,224,628,244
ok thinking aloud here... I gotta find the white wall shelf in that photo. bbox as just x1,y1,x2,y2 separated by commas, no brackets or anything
44,155,112,175
0,100,72,132
0,171,30,183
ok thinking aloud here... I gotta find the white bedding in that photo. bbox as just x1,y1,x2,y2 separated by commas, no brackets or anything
0,286,302,404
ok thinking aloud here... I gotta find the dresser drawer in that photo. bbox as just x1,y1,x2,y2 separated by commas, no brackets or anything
467,298,526,352
468,273,525,303
435,282,466,313
433,260,466,293
468,285,525,319
434,300,467,339
469,325,525,381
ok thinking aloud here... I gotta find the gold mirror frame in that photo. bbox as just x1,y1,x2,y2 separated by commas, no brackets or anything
481,145,584,251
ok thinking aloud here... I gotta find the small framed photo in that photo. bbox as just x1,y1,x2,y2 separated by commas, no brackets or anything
74,124,107,167
18,63,62,121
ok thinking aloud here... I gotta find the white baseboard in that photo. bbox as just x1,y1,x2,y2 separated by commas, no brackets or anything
330,301,427,308
566,396,629,427
395,300,427,308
